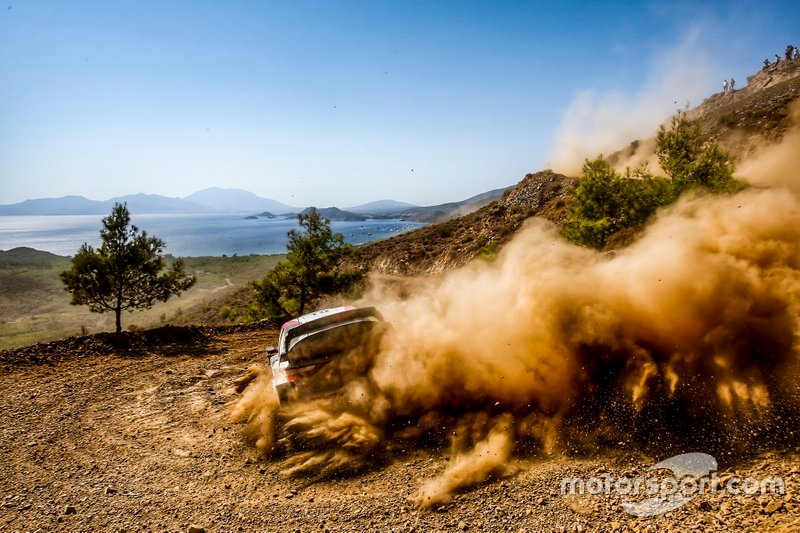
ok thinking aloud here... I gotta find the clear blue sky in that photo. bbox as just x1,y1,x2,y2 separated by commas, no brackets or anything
1,1,797,207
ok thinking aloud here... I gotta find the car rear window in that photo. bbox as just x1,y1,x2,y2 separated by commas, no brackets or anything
283,307,383,350
286,318,381,366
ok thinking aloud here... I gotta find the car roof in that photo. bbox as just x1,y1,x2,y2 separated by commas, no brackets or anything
280,306,358,332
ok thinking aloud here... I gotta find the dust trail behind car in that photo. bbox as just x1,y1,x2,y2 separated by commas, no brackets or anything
233,107,800,507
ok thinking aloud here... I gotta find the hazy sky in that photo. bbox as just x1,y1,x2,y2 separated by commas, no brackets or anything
1,1,797,207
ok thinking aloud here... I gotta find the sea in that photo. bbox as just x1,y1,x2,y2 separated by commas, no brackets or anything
0,214,425,257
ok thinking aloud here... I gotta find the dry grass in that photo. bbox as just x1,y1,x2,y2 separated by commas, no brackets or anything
0,249,284,350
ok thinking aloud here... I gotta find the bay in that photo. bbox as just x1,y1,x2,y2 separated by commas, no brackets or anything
0,214,424,257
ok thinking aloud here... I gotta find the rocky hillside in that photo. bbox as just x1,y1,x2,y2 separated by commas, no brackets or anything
693,60,800,160
340,170,575,276
399,186,511,223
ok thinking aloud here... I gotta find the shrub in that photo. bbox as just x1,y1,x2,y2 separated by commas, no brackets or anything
656,113,744,194
477,241,500,262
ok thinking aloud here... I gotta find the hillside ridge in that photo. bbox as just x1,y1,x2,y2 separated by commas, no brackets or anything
340,170,574,276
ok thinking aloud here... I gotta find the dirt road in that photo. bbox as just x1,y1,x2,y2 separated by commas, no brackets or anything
2,326,799,532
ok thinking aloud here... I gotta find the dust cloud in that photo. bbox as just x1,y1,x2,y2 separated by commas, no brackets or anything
415,413,516,507
229,366,279,456
232,117,800,506
549,32,712,176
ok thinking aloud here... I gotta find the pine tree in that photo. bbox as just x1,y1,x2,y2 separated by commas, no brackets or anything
250,207,363,318
60,203,196,332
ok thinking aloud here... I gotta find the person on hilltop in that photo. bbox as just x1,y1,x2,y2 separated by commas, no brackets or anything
723,79,729,92
775,54,782,66
764,58,771,70
729,78,735,91
794,47,800,62
786,44,795,62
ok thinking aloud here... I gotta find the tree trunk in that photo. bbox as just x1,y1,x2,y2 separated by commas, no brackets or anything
115,285,123,333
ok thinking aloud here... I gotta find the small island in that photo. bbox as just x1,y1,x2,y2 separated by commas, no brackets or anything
282,207,366,222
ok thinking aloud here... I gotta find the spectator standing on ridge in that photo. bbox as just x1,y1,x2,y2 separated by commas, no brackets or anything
730,78,735,91
787,45,795,62
764,58,771,69
794,47,800,62
723,79,729,92
775,54,782,65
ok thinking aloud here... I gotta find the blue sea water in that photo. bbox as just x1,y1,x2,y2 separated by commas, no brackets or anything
0,214,424,257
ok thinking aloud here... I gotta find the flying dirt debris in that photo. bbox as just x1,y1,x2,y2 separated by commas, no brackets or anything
232,115,800,508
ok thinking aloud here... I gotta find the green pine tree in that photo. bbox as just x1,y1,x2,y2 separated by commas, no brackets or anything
60,203,196,332
250,207,363,318
563,112,745,249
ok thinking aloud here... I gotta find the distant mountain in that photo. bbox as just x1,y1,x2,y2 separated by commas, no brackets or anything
400,186,512,223
0,188,299,215
0,194,204,215
312,207,365,221
110,193,205,214
337,191,513,222
282,207,366,221
0,187,505,219
183,187,297,214
346,199,418,215
0,195,105,215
